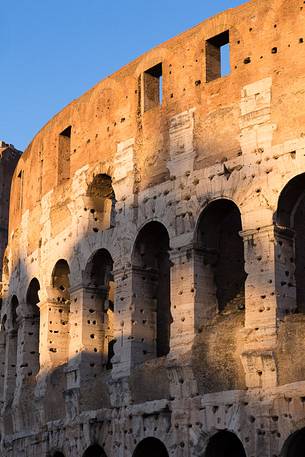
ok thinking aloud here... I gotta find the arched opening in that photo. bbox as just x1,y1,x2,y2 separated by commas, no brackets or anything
281,427,305,457
52,259,70,303
83,249,115,369
132,221,171,361
47,260,70,364
83,444,107,457
195,199,246,320
26,278,40,378
52,452,65,457
86,174,116,230
205,431,246,457
132,437,169,457
276,173,305,314
11,295,18,328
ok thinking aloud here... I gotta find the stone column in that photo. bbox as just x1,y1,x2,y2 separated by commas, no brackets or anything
109,266,133,408
240,224,278,388
39,295,70,370
13,310,40,432
274,225,296,317
2,327,17,435
65,283,112,415
68,284,107,364
111,267,133,378
169,245,196,358
0,329,6,411
166,245,199,409
2,329,17,409
129,264,159,363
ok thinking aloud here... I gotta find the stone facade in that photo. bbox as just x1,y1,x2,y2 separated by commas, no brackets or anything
2,0,305,455
0,142,20,301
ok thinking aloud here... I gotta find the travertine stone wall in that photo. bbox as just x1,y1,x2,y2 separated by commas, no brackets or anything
3,0,305,455
0,143,20,290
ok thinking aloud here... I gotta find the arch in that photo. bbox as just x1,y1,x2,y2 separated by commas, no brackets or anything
276,173,305,228
11,295,19,328
83,443,107,457
281,427,305,457
84,249,114,290
194,199,246,320
275,173,305,314
26,278,40,315
26,278,41,378
47,259,71,366
83,249,115,369
205,431,246,457
132,221,172,360
51,259,70,301
132,437,169,457
86,173,116,230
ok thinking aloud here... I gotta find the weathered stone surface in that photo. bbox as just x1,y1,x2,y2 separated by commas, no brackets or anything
3,0,305,455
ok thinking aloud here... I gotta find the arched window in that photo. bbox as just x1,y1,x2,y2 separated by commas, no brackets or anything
132,222,171,360
83,444,107,457
281,427,305,457
86,174,116,230
276,173,305,314
132,437,169,457
84,249,115,369
205,431,246,457
26,278,40,378
195,199,246,320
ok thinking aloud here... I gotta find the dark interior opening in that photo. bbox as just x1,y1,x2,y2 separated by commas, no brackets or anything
58,126,71,183
26,278,40,377
196,199,246,314
143,63,163,111
205,431,246,457
11,295,18,328
133,437,169,457
52,259,70,302
84,249,115,368
83,444,107,457
276,173,305,313
281,427,305,457
26,278,40,316
206,30,230,81
132,221,171,358
87,174,116,229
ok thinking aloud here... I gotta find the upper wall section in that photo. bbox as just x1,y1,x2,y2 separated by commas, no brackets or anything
9,0,305,233
0,143,21,281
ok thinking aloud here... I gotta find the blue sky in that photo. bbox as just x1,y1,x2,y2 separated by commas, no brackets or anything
1,0,246,151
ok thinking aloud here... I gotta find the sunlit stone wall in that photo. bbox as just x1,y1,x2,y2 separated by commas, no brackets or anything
2,0,305,455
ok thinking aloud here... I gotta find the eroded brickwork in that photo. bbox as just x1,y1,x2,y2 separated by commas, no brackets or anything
2,0,305,455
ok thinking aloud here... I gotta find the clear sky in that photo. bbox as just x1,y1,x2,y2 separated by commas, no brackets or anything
1,0,246,151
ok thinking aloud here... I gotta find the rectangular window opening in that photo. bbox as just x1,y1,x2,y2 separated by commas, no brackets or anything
143,63,163,112
17,170,24,210
206,30,230,82
58,126,71,184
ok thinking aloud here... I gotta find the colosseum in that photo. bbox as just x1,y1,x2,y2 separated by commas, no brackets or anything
3,0,305,455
